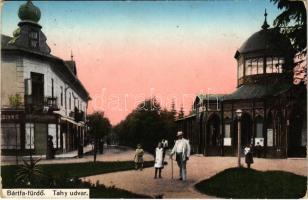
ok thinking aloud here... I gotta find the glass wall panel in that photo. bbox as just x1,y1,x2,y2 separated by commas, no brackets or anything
251,58,258,75
278,58,284,73
273,57,279,73
1,123,21,149
256,123,263,138
266,57,273,73
25,123,35,149
258,58,264,74
238,62,244,78
245,59,252,75
224,124,231,138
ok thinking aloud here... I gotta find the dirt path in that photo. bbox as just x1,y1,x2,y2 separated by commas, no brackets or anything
1,146,153,165
85,152,307,198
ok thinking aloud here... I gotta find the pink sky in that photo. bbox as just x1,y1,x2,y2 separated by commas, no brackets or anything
3,1,280,125
65,36,238,124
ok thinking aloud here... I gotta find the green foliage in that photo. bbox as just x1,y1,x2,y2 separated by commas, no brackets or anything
271,0,306,53
195,167,307,199
114,98,177,154
9,93,22,108
3,161,154,188
177,105,185,119
3,161,152,198
87,111,111,139
15,158,46,187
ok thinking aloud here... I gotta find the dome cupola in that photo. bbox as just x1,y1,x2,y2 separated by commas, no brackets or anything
18,0,41,24
8,0,50,54
235,9,294,87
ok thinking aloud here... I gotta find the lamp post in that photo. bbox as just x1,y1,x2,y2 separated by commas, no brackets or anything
236,109,242,168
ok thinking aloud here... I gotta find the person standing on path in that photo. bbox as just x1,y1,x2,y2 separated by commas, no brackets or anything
244,144,254,168
170,131,191,181
134,144,144,170
154,142,164,178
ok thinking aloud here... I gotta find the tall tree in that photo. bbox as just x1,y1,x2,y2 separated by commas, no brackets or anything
87,111,111,163
177,105,185,119
114,97,176,154
170,99,177,120
271,0,306,52
271,0,307,85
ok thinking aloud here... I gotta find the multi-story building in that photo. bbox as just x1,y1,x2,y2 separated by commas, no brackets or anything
1,1,91,156
176,11,307,158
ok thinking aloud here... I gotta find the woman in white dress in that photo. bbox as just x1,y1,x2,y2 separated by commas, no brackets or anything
154,142,164,178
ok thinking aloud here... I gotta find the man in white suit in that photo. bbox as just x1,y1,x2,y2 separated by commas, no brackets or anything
170,131,191,181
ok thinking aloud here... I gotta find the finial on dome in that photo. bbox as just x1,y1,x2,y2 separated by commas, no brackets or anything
71,50,74,61
18,0,41,23
261,9,270,30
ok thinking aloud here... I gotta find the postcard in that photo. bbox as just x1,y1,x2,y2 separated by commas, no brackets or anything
1,0,307,199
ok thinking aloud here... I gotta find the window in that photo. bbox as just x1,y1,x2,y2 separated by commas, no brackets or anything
1,123,20,149
257,58,264,74
266,57,284,73
266,57,273,73
245,58,264,75
256,123,263,138
60,86,63,106
251,59,258,75
48,124,57,148
267,129,273,147
29,31,39,48
245,59,252,75
25,123,34,149
224,123,231,146
69,92,71,110
31,72,44,105
238,61,244,78
51,78,54,98
224,124,231,138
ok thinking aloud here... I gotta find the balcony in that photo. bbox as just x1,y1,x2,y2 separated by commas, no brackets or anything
25,96,59,114
45,97,59,111
69,107,85,122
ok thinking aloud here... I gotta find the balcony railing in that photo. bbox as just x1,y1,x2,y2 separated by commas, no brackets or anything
45,97,59,111
69,107,85,122
25,96,59,113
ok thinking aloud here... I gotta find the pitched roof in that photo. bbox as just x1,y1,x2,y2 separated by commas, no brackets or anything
223,83,292,101
1,34,90,101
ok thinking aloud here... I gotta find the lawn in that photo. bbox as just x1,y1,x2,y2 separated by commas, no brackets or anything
195,167,307,199
2,161,154,198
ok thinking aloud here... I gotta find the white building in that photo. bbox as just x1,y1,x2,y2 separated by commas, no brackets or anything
1,1,91,156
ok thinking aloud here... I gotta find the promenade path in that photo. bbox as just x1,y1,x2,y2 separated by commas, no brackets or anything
2,146,306,198
1,145,153,165
84,147,307,198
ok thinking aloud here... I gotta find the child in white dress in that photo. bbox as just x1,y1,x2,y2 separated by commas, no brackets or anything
154,142,164,178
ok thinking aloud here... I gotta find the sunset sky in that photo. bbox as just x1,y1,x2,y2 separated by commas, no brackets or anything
2,1,282,124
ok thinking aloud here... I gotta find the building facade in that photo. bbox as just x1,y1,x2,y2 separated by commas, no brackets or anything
176,12,307,158
1,1,91,156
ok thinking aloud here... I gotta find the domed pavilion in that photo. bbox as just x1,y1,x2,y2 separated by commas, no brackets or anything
176,10,306,158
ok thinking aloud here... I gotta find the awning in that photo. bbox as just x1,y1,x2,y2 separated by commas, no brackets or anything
60,116,85,127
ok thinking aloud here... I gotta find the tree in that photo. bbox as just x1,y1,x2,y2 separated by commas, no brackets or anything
271,0,306,52
87,111,111,163
170,99,177,120
114,97,177,155
177,104,185,119
271,0,307,85
9,93,22,165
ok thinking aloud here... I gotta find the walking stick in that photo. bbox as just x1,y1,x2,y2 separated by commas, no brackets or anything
171,156,174,179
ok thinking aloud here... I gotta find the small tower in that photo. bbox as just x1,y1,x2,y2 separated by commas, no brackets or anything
9,0,51,54
261,9,270,30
